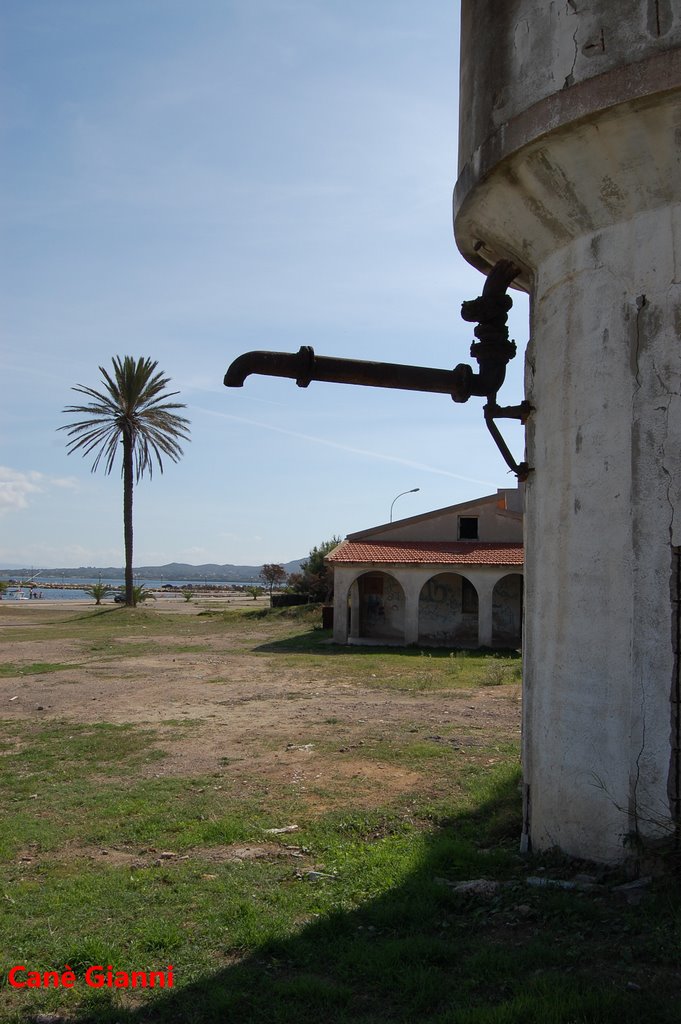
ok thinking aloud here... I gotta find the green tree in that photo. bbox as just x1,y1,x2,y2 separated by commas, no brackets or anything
132,584,155,605
60,356,190,607
259,563,287,600
84,582,112,605
289,537,341,603
245,585,263,601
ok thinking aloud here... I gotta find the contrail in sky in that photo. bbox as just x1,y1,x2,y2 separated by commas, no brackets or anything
197,407,495,487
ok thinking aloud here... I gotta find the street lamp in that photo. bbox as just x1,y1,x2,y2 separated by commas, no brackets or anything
390,487,420,523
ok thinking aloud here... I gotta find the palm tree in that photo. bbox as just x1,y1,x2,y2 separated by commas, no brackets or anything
60,356,191,606
84,582,112,605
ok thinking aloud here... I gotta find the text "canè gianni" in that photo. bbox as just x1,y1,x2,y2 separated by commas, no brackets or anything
7,964,175,989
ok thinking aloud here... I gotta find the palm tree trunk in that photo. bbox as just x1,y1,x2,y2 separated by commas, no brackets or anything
123,430,134,606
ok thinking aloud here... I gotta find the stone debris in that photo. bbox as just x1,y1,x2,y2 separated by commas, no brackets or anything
612,876,652,893
612,877,652,903
226,844,304,862
437,878,501,896
264,825,299,835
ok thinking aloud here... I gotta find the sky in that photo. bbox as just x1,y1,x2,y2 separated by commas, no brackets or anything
0,0,529,570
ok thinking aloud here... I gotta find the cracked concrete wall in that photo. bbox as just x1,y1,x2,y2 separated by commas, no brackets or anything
455,2,681,861
459,0,681,178
523,206,681,860
455,1,681,283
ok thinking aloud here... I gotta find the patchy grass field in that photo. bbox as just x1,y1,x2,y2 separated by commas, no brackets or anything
0,603,679,1023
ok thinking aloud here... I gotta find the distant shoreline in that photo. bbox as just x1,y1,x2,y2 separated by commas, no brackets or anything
11,581,244,592
0,559,303,584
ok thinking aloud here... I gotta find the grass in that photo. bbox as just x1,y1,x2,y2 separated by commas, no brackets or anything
0,604,679,1023
0,662,76,677
251,615,522,693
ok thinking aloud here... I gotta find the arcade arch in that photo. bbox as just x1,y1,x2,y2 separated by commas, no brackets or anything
332,563,523,649
347,571,406,642
492,573,523,647
418,572,479,646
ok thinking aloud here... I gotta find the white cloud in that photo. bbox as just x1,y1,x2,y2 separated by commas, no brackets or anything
0,467,78,513
0,468,44,511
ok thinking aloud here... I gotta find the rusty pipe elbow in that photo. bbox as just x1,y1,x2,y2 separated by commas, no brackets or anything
223,352,254,387
224,347,314,388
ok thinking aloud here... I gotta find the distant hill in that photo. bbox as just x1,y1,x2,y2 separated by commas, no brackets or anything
0,560,304,584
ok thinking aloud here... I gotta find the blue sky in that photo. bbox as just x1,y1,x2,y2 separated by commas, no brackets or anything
0,1,528,569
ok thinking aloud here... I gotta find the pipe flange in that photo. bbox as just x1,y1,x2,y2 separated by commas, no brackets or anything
295,345,315,388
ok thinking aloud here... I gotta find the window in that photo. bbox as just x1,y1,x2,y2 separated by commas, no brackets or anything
458,516,479,540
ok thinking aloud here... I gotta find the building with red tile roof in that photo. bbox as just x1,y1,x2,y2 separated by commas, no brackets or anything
326,488,524,647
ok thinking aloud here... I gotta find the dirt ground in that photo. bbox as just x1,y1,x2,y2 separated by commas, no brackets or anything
0,599,521,810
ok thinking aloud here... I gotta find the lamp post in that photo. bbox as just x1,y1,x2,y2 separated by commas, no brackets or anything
389,487,420,523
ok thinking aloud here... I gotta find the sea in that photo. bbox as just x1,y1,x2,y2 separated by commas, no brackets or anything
2,576,256,601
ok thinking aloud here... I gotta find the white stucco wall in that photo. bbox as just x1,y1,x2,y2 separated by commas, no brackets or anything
523,208,681,860
350,490,523,544
455,2,681,861
332,564,522,650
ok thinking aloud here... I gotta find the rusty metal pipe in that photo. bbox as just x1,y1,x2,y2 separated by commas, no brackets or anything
453,258,521,403
223,260,531,479
224,345,466,398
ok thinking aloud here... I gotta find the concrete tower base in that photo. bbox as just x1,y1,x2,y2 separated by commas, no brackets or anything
524,206,681,862
455,2,681,862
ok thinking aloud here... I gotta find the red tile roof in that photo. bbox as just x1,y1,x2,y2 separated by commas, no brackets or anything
327,540,524,566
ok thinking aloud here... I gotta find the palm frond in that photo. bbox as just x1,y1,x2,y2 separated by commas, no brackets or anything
60,355,191,478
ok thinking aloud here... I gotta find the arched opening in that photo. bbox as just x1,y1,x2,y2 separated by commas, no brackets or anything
352,572,405,641
492,573,523,647
418,572,479,646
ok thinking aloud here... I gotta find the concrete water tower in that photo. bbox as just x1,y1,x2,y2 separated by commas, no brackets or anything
454,1,681,862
